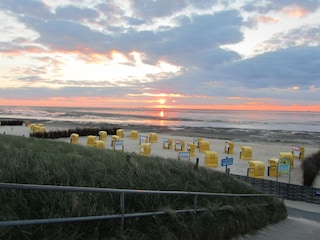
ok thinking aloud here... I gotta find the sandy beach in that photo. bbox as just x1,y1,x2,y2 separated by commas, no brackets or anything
1,121,320,188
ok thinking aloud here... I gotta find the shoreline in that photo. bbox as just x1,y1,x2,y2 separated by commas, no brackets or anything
1,117,320,145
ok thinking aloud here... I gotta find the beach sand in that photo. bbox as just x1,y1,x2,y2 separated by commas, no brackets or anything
1,122,319,188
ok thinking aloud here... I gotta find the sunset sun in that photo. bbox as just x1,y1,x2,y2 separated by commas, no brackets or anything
159,98,166,105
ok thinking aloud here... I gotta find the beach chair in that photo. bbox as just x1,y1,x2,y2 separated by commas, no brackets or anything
247,161,265,178
140,143,151,156
70,133,79,144
204,151,218,168
240,146,252,160
130,130,138,140
98,131,107,141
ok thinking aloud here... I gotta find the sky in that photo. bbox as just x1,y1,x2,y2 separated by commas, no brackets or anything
0,0,320,111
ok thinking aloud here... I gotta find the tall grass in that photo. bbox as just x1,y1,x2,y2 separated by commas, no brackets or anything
301,150,320,186
0,135,287,239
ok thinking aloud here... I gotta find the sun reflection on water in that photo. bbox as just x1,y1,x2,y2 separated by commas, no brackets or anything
160,110,164,118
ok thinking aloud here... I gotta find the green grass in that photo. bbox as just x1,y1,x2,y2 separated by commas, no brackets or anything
0,134,287,240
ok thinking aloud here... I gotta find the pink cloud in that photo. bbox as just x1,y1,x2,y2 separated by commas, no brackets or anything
281,6,309,17
256,15,279,24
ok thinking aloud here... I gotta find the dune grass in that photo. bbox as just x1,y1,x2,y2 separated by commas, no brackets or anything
301,150,320,186
0,134,287,239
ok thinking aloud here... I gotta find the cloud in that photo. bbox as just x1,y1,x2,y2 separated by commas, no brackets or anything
2,0,243,63
258,25,320,52
281,6,309,17
212,46,320,89
0,0,319,109
256,15,279,23
55,5,99,21
0,0,52,18
131,0,189,18
242,0,320,15
115,10,244,69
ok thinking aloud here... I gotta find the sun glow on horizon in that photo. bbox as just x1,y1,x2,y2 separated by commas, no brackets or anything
1,97,320,112
159,98,166,105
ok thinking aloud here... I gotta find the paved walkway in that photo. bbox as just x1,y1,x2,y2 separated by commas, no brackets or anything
234,200,320,240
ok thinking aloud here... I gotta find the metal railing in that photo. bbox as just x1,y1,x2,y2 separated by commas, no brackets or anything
231,174,320,204
0,182,279,230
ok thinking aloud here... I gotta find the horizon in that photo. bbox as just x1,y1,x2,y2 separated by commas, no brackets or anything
1,104,319,113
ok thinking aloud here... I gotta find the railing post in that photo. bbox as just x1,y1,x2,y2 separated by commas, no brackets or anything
193,194,198,210
120,192,125,232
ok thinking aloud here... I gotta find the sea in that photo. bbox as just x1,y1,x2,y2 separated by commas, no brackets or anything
0,106,319,133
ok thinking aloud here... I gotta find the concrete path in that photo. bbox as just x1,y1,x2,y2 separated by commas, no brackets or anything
234,200,320,240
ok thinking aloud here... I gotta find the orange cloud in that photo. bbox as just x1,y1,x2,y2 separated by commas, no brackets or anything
257,16,280,23
110,50,128,63
1,44,110,66
282,6,309,17
0,96,148,109
168,103,320,112
128,93,184,98
227,96,268,101
2,46,45,56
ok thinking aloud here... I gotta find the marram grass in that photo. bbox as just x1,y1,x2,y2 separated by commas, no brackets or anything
0,135,287,240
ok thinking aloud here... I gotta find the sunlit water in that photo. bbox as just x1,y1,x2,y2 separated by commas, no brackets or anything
1,106,319,132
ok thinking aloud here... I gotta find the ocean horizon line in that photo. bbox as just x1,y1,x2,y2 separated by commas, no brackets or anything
1,105,319,113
